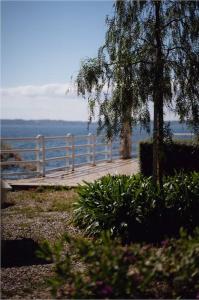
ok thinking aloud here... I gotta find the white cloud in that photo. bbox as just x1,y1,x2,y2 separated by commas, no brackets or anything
0,82,178,121
1,83,78,99
0,82,91,121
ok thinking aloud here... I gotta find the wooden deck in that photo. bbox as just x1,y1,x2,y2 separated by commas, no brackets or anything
7,158,139,188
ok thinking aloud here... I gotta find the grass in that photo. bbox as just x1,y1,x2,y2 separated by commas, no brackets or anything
6,188,77,214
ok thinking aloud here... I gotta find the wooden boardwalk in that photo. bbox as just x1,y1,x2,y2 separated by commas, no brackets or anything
7,158,139,188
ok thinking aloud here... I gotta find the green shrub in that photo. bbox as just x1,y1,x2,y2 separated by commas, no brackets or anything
74,173,199,242
139,140,199,176
37,228,199,299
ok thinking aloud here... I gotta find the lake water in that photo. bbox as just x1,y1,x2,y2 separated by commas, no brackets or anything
0,120,194,177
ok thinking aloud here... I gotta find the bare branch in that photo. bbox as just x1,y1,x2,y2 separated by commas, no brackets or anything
162,16,189,30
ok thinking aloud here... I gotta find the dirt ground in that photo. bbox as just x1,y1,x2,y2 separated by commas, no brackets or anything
1,187,80,299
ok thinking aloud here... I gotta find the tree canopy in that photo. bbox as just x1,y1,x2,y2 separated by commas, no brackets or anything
76,0,199,184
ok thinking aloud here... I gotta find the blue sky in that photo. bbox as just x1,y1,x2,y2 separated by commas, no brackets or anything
1,0,115,120
1,0,177,121
2,0,114,87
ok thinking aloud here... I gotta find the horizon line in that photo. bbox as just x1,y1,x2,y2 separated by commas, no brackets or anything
0,118,181,123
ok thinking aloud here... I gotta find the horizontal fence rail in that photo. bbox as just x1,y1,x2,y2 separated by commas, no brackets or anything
0,134,120,178
0,132,194,179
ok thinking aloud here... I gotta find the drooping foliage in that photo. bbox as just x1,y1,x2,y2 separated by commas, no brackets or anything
76,0,199,182
77,2,151,158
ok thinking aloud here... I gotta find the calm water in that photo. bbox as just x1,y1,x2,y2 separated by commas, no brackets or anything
1,120,193,177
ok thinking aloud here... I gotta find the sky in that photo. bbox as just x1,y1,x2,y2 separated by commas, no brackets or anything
1,0,177,121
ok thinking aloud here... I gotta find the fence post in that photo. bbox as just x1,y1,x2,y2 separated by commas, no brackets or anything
40,135,45,177
66,133,71,171
36,135,41,175
105,139,108,161
71,134,75,171
88,133,92,165
93,134,96,166
109,138,112,162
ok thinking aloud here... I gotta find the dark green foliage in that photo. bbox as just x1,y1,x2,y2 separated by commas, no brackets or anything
140,140,199,176
38,229,199,299
74,173,199,243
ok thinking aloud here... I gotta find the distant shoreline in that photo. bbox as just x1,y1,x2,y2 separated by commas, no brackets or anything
0,119,180,124
0,119,95,123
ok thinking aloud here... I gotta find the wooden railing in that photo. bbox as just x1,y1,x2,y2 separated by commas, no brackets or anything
0,134,120,178
0,132,194,179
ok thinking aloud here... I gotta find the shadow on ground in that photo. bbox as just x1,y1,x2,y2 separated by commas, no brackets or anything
1,238,52,268
1,202,15,209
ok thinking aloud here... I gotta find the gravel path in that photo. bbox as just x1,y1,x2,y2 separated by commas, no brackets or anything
1,188,80,299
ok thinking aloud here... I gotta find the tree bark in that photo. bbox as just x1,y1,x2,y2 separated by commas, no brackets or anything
120,119,132,159
153,1,164,188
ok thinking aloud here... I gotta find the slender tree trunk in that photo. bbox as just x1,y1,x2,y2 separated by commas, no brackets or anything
120,119,132,159
153,1,164,188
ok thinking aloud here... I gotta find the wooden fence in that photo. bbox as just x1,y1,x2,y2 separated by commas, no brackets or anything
0,134,120,178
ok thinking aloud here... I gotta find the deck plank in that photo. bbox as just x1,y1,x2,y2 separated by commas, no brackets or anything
7,158,139,188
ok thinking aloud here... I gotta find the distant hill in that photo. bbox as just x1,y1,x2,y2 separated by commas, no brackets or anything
0,119,94,125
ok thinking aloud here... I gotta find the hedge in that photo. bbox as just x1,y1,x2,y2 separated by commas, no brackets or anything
139,140,199,176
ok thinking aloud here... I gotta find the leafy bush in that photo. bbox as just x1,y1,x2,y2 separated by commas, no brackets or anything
74,173,199,242
0,141,36,171
37,229,199,299
139,140,199,176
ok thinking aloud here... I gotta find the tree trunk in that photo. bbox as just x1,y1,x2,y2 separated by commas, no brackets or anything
153,1,164,188
120,119,132,159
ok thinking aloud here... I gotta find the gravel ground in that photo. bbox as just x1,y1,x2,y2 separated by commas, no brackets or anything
1,188,80,299
1,264,53,299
